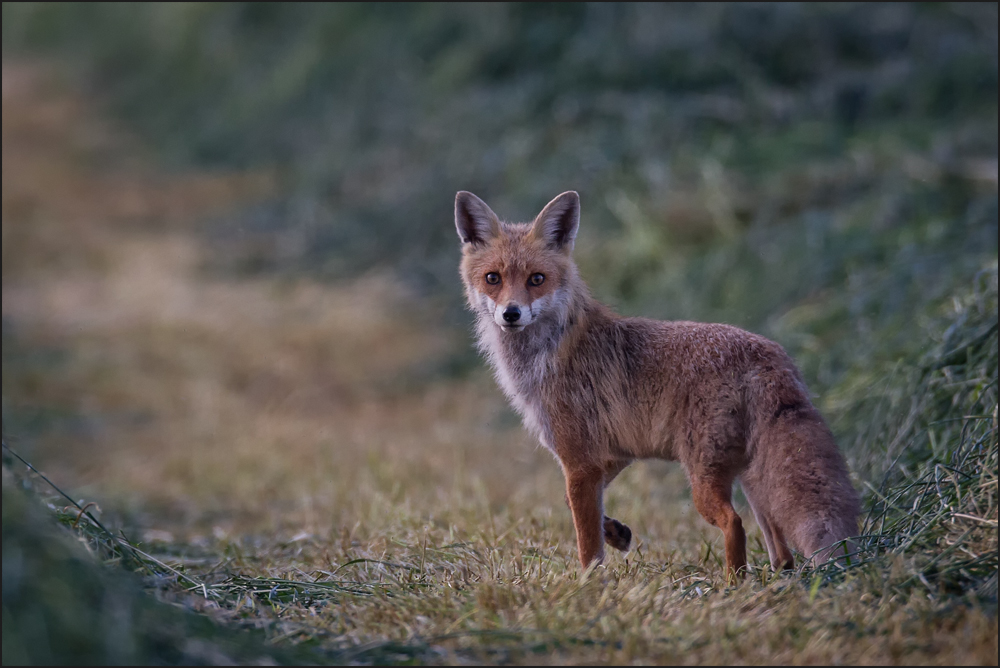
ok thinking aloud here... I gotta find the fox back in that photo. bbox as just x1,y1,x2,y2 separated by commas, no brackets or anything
455,190,860,577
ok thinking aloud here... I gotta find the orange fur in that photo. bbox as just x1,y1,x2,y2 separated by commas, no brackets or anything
455,191,860,578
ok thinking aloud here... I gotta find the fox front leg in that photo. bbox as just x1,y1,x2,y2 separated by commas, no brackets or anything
564,494,632,553
565,467,607,567
563,493,633,552
601,459,633,552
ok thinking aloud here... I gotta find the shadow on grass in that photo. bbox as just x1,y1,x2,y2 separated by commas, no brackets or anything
1,478,468,666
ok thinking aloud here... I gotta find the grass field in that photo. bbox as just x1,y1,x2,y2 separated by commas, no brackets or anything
2,10,998,663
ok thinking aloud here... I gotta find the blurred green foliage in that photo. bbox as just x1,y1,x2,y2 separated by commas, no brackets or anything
3,4,996,317
3,0,997,456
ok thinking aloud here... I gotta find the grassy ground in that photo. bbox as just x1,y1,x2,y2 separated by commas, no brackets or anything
2,48,998,668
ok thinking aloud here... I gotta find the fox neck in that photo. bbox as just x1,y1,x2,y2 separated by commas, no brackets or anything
472,271,589,455
474,269,591,400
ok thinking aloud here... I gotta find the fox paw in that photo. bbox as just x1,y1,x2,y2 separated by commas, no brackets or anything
603,517,632,552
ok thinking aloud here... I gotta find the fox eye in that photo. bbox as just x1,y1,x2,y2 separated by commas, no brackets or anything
485,272,501,285
529,273,545,286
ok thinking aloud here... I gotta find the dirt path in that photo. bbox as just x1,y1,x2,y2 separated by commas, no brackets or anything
2,61,540,539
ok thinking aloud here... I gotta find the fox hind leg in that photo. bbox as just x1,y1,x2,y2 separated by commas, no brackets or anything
750,505,794,571
769,522,795,569
741,480,794,571
690,475,747,582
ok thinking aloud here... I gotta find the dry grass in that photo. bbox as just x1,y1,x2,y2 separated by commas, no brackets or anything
3,61,997,665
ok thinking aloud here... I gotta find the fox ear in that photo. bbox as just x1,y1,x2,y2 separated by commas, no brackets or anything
531,191,580,252
455,191,501,246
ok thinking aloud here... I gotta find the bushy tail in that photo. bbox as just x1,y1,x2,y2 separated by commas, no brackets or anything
745,367,861,565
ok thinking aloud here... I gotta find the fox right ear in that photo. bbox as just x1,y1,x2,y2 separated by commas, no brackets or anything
455,191,500,246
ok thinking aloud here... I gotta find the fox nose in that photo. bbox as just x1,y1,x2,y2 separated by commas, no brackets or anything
502,306,521,323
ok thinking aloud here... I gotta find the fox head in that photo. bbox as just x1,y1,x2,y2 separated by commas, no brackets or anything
455,191,580,332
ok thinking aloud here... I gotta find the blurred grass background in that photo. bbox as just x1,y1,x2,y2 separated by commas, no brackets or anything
4,3,997,387
2,2,998,664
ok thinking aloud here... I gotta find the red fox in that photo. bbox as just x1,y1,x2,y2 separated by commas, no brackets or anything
454,190,861,579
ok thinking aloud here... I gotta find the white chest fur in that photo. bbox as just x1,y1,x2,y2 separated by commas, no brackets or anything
475,315,558,456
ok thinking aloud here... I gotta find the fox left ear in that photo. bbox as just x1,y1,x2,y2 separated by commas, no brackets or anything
531,191,580,252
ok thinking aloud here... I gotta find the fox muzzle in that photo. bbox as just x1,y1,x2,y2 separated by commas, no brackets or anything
502,306,522,323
